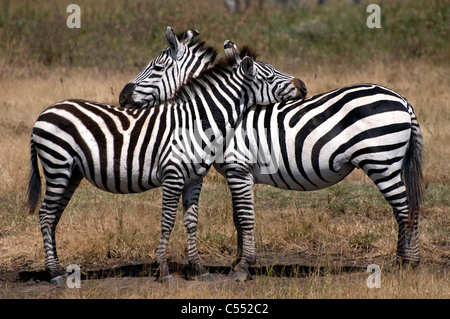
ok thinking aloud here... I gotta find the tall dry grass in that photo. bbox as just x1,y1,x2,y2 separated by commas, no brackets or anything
0,0,448,298
0,60,448,299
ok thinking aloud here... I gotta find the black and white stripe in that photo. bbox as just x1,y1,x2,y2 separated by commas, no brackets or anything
27,43,305,283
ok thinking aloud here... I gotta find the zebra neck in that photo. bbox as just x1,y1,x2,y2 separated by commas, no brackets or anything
166,91,244,153
186,41,217,75
171,63,249,134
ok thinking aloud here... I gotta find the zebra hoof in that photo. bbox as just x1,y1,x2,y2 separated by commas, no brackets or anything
50,274,67,285
198,272,213,282
49,268,68,284
159,275,177,285
231,271,249,282
401,260,420,270
397,257,420,270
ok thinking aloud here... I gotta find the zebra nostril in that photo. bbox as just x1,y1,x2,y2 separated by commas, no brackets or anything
291,78,307,98
299,80,307,98
119,83,137,107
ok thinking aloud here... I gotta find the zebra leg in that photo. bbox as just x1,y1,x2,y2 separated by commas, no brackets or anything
155,182,183,284
39,196,66,283
393,205,420,269
226,170,256,282
182,179,212,281
368,170,420,268
40,171,83,284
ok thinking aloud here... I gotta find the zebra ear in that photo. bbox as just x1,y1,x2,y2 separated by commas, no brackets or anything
165,26,185,60
241,56,256,77
224,40,241,67
186,29,200,43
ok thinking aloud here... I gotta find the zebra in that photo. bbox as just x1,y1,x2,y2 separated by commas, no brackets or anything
122,42,424,282
119,26,217,109
220,86,424,282
27,41,306,284
25,26,217,283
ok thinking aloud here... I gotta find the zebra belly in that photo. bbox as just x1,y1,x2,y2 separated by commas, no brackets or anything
253,160,355,191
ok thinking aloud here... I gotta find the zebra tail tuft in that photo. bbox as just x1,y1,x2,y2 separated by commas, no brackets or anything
27,139,42,215
402,106,424,231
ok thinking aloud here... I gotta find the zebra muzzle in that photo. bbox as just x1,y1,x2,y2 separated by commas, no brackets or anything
291,78,307,99
119,82,137,108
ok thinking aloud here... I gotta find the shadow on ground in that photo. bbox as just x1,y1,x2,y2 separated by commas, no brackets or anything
17,260,368,283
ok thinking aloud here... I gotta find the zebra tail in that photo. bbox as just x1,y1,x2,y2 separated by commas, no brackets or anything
27,139,42,215
402,106,424,230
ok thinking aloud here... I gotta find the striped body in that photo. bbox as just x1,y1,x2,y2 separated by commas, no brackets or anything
221,84,417,191
33,100,213,194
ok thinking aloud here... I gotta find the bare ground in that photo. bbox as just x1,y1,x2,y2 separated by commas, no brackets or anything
1,251,448,299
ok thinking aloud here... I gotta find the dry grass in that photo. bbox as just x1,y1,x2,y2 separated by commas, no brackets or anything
0,57,448,299
0,0,448,300
0,0,448,297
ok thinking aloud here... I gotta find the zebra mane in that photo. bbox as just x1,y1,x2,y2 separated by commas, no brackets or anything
177,31,218,65
235,45,259,61
170,45,259,104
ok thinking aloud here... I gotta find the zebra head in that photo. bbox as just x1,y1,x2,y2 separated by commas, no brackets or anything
119,27,217,109
223,40,307,106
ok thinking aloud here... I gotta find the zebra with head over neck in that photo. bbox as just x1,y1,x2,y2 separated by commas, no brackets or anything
26,27,217,283
122,41,423,282
119,27,217,109
27,40,306,284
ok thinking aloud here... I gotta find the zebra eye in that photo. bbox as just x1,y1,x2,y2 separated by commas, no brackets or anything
153,64,164,72
266,74,275,83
